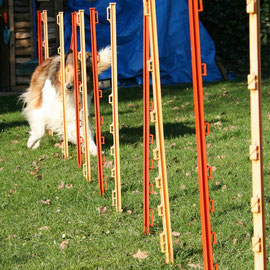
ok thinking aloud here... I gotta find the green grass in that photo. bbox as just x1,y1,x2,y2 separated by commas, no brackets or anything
0,77,270,269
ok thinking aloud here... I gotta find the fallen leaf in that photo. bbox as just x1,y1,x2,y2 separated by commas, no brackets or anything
237,193,242,198
127,103,139,108
39,226,49,231
172,107,179,111
14,184,18,189
222,185,227,190
59,240,69,249
40,199,51,205
192,203,196,207
215,181,221,186
185,172,190,177
233,238,237,245
212,166,217,172
97,206,107,214
11,140,19,144
213,121,222,127
132,190,140,194
0,167,3,171
237,221,243,226
170,143,177,148
181,185,186,190
126,210,132,214
54,143,62,149
56,209,61,213
103,160,113,169
172,231,180,237
188,263,202,269
58,181,65,189
6,234,17,239
215,115,221,120
207,143,212,149
174,239,180,244
65,184,73,189
9,189,16,194
187,263,202,269
30,170,37,175
132,249,148,260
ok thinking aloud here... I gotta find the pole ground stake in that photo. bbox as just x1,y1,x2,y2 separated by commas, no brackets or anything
247,0,267,268
107,3,122,212
144,0,174,263
57,12,69,159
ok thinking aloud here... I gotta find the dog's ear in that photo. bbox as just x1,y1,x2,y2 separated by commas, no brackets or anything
65,49,73,66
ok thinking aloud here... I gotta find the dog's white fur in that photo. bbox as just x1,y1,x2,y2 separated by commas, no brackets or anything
21,46,111,155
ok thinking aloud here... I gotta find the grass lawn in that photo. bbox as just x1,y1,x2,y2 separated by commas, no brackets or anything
0,77,269,269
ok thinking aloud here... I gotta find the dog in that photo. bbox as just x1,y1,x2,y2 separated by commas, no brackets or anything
20,46,111,155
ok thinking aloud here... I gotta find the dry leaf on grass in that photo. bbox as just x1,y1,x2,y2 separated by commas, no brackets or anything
127,103,139,108
0,167,3,172
132,249,148,260
11,140,19,144
65,184,73,189
187,263,202,269
59,240,69,249
97,206,107,214
170,143,177,148
54,143,62,149
58,181,65,189
103,160,113,169
126,210,132,214
172,107,179,111
40,199,51,205
6,234,17,239
172,231,180,237
181,185,186,190
132,190,140,194
39,226,49,231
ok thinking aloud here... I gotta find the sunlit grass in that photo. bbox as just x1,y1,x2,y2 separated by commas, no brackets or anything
0,77,269,269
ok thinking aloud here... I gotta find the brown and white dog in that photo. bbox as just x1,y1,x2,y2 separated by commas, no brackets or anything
20,46,111,155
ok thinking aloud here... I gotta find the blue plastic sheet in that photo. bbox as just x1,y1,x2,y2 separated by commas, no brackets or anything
64,0,222,85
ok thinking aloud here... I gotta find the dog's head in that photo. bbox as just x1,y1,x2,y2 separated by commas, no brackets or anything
64,49,93,93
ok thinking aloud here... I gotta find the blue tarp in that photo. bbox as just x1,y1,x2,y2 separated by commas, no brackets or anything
64,0,222,85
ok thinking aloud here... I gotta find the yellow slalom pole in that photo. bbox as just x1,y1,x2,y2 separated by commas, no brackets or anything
57,12,69,159
145,0,174,264
78,10,91,182
246,0,267,269
42,10,53,136
107,3,122,213
41,10,49,60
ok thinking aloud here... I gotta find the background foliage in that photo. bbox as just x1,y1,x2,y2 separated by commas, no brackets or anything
200,0,270,74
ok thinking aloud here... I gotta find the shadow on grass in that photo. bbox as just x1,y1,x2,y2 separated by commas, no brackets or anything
0,120,28,131
101,122,195,150
0,96,22,114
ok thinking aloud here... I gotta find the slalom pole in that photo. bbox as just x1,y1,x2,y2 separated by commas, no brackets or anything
246,0,267,268
143,0,154,235
77,10,91,182
90,8,106,196
144,0,174,263
57,12,69,159
41,10,49,60
188,0,217,269
71,11,82,167
107,3,122,212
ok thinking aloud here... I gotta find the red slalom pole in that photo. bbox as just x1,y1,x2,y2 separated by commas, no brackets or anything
143,2,154,235
37,11,43,65
71,12,82,168
89,8,106,196
188,0,217,269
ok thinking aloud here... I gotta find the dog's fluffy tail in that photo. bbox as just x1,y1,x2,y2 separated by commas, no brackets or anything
97,46,111,74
